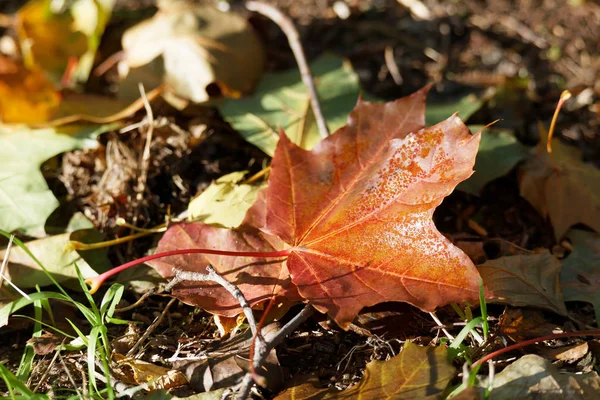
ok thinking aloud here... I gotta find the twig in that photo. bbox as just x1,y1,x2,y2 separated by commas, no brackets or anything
132,83,155,227
246,1,330,138
167,266,309,399
384,46,403,85
167,267,263,342
237,305,314,400
127,297,177,357
32,349,62,393
429,312,455,341
58,352,82,399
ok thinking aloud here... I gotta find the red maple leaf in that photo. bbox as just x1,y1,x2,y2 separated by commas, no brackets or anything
97,87,483,328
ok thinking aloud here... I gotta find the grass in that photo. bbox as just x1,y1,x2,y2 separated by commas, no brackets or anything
0,229,127,399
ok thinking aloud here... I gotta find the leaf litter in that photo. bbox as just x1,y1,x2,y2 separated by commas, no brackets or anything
1,0,600,398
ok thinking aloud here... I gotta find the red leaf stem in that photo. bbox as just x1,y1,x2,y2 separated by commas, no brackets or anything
85,247,293,293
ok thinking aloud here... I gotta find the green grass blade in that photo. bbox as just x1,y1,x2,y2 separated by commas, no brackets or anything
479,278,489,340
450,316,484,350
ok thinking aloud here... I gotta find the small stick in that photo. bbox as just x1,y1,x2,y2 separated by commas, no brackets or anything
429,311,455,341
127,297,177,357
384,46,403,85
246,1,330,138
237,304,314,399
166,267,264,345
132,83,155,228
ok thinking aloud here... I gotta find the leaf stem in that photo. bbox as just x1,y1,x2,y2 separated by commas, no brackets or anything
546,90,571,154
472,329,600,368
85,248,293,293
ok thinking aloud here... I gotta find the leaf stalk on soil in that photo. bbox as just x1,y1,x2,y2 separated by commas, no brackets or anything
472,329,600,368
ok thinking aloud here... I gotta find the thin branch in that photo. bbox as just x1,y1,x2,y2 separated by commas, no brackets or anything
166,267,264,344
127,297,177,357
132,83,155,230
237,305,314,399
246,1,330,138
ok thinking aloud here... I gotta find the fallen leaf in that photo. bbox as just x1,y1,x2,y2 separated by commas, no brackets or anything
275,342,456,399
188,171,265,229
26,332,64,355
538,342,589,363
519,134,600,240
498,308,561,342
0,55,60,124
15,0,114,84
119,2,264,104
481,354,600,399
221,54,363,156
114,353,188,390
477,252,568,316
0,125,107,236
0,228,110,288
148,199,299,317
265,88,483,327
560,229,600,322
459,127,528,195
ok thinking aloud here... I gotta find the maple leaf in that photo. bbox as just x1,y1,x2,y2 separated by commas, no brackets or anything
265,87,483,326
147,195,300,317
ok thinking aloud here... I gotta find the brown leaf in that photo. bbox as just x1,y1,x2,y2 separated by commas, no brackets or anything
498,308,561,342
519,137,600,240
114,353,188,390
119,3,264,103
265,87,482,327
484,355,600,399
478,251,568,316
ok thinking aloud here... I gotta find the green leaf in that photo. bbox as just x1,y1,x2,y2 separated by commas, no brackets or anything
0,125,109,236
0,228,111,288
425,94,483,126
459,127,529,195
188,171,265,228
221,54,362,156
560,229,600,322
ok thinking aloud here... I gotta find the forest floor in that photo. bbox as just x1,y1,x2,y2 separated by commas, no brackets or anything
0,0,599,398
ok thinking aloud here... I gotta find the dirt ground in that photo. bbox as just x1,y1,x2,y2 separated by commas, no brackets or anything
1,0,599,397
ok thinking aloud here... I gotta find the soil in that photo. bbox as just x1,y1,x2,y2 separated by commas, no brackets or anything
1,0,599,398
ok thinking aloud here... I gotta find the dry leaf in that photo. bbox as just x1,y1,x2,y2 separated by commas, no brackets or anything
477,251,568,316
114,353,188,390
119,2,264,103
519,132,600,240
